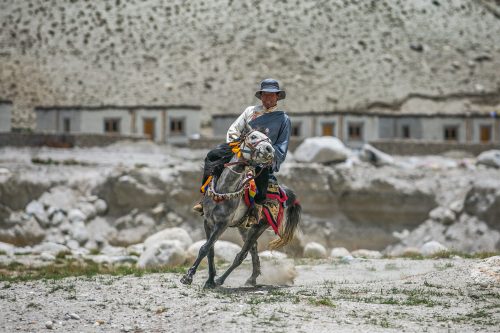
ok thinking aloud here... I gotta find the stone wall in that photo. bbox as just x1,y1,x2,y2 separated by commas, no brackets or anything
1,0,499,128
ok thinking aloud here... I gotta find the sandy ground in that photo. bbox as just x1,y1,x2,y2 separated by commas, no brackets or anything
1,258,499,333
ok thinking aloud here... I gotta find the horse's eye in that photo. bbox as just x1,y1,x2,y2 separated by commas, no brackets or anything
251,135,257,139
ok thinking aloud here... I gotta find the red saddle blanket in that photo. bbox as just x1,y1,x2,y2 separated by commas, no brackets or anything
244,182,288,235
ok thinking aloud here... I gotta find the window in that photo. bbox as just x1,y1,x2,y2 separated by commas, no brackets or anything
291,123,301,137
348,123,363,140
480,125,492,143
170,118,185,135
104,118,120,134
321,122,335,136
402,125,410,139
444,126,458,141
63,118,71,133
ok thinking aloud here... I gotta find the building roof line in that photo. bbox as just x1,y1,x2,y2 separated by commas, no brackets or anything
34,104,202,111
0,99,13,104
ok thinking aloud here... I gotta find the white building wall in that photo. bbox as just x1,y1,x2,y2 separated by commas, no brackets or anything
35,110,57,132
343,115,379,148
80,109,132,135
420,117,466,142
0,103,12,132
166,109,200,144
288,115,313,138
135,109,163,142
472,118,498,143
58,110,81,133
315,115,340,137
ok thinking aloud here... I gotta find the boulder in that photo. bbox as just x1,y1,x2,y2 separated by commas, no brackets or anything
76,202,97,221
464,180,500,230
38,186,79,213
352,249,383,259
429,206,456,225
420,241,448,256
33,242,69,256
68,209,86,223
50,211,66,226
303,242,327,259
144,227,193,250
294,137,350,164
470,256,500,286
137,240,187,268
25,200,49,227
187,240,243,263
127,243,145,256
94,199,108,215
359,144,394,167
477,150,500,168
0,241,14,255
109,213,156,246
69,221,89,245
95,172,165,215
0,216,45,246
330,247,351,258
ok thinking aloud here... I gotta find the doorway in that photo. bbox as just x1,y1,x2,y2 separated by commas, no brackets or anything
143,118,155,140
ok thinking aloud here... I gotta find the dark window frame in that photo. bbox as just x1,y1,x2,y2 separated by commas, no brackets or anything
348,122,364,141
443,125,458,141
63,117,71,133
291,122,302,137
401,125,410,139
104,118,121,134
170,117,185,136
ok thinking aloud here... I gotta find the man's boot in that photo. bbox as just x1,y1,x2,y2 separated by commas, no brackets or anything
246,203,263,226
192,201,204,215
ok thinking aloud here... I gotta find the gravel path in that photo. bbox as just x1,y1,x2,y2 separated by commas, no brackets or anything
1,258,499,332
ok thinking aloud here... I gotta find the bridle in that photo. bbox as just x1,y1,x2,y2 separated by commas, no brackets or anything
205,129,273,202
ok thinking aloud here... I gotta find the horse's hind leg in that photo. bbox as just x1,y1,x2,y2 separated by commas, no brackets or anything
238,227,261,286
181,220,226,285
215,224,267,286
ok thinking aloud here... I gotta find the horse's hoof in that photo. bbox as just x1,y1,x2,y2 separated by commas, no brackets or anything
245,278,257,287
180,275,193,285
203,280,216,289
214,278,224,286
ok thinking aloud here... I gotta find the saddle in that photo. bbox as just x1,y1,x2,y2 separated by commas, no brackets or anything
244,177,288,235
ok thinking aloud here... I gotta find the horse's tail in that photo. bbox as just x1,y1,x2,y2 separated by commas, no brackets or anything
269,187,301,250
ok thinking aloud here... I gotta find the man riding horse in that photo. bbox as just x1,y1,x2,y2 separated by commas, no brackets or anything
193,78,291,225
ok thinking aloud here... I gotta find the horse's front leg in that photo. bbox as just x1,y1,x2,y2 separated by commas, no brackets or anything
203,222,217,289
180,220,226,285
215,224,267,286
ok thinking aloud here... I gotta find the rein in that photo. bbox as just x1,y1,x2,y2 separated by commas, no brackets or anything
206,130,272,203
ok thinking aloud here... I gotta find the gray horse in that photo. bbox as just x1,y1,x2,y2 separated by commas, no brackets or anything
180,127,301,288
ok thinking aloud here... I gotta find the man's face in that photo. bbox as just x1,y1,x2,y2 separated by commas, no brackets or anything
260,92,279,109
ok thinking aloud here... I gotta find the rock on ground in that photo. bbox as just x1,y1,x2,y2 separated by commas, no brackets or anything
137,240,186,268
294,137,350,164
144,227,193,250
303,242,327,259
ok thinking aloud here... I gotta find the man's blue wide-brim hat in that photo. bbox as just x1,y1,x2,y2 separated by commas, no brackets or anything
255,78,286,100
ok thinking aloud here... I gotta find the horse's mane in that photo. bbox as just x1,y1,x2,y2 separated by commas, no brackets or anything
205,144,234,177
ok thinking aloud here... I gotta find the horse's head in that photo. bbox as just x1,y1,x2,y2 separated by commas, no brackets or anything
239,127,274,166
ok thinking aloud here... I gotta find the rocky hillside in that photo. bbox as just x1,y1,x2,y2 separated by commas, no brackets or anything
1,0,499,128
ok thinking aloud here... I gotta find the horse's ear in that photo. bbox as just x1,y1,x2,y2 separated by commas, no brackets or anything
242,121,253,135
